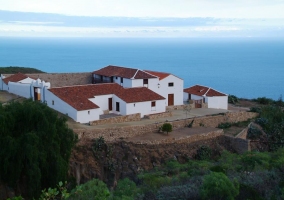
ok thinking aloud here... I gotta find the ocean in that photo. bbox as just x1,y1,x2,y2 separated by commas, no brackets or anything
1,37,283,100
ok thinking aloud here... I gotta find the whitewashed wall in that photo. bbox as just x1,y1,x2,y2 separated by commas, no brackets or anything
45,90,78,121
207,96,228,110
149,75,183,106
8,82,31,98
112,96,127,115
76,109,101,123
125,99,166,118
89,94,113,115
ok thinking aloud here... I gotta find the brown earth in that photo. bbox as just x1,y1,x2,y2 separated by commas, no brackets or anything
69,129,236,187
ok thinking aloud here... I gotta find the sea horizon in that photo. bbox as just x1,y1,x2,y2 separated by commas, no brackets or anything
1,37,283,100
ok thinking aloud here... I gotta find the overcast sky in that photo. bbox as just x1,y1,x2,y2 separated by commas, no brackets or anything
1,0,284,37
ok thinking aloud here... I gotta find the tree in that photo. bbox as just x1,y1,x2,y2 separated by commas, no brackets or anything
162,123,173,135
200,172,239,200
0,99,77,199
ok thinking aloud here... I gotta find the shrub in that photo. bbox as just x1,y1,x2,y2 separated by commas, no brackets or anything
196,146,212,160
228,95,239,104
200,172,239,200
217,122,232,129
113,178,139,199
68,179,110,200
255,97,274,105
247,125,262,139
161,123,172,134
250,106,261,113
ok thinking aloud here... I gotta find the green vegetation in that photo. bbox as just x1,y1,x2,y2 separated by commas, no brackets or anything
228,94,239,104
0,66,45,74
0,99,77,199
252,95,284,107
161,123,172,134
200,172,239,200
254,104,284,151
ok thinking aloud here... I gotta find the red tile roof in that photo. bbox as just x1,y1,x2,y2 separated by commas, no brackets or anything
144,70,170,80
184,85,227,97
2,72,34,84
117,87,165,103
48,83,165,111
93,65,157,79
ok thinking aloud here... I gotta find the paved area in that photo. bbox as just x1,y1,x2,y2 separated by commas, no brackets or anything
68,108,230,130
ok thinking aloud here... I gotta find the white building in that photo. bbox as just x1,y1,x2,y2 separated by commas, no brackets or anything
46,83,166,123
0,72,50,101
183,85,228,109
92,65,184,106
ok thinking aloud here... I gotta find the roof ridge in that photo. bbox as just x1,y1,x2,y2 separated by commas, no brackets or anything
132,69,140,79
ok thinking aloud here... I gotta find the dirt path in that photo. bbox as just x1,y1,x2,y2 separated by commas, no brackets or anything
0,91,22,103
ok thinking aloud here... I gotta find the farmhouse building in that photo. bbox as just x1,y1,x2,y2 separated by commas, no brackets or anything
0,72,50,101
92,65,184,106
46,83,166,123
183,85,228,109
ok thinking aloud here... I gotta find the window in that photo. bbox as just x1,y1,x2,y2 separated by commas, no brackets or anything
116,102,120,112
151,101,156,107
168,82,174,87
88,111,90,114
143,79,148,84
116,77,118,79
52,100,54,105
120,77,123,83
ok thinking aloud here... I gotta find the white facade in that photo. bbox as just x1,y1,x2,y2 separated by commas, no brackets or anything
183,92,228,110
149,75,184,106
207,96,228,110
45,89,100,123
2,78,50,101
125,99,166,118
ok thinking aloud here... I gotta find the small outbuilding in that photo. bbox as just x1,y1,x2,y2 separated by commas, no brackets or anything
183,85,228,109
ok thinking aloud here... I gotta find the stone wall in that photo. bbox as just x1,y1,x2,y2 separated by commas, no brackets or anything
76,111,258,142
166,105,186,111
223,135,251,154
90,113,141,126
144,111,172,119
135,129,224,145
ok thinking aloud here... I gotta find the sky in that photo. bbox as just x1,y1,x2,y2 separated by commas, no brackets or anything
1,0,284,37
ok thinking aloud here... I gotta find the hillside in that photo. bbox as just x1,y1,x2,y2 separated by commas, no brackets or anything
0,66,45,74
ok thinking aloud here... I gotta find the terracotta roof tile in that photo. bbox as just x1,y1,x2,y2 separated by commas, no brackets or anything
117,87,165,103
93,65,157,79
48,83,165,111
2,72,34,84
184,85,227,97
144,70,170,80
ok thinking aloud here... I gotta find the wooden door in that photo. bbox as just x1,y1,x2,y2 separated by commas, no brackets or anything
108,98,112,111
168,94,174,106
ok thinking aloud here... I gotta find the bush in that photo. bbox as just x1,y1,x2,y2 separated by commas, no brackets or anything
228,95,239,104
113,178,139,199
250,106,261,113
68,179,110,200
196,146,212,160
200,172,239,200
247,125,262,140
255,97,274,105
217,122,232,129
161,123,172,134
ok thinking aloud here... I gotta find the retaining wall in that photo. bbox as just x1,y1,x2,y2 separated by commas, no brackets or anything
90,113,140,126
144,111,172,119
134,129,224,145
75,111,258,142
